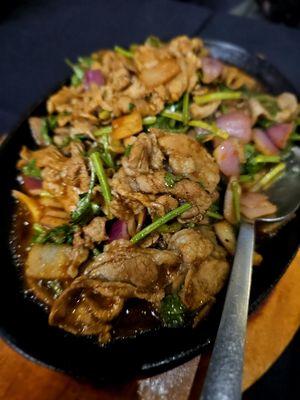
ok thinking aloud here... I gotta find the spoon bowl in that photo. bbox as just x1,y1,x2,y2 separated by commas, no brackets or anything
260,146,300,222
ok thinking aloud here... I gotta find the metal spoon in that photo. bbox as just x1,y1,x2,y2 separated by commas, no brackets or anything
200,146,300,400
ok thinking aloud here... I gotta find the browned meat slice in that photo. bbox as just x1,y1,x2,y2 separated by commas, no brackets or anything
150,195,178,217
49,277,125,338
111,130,219,222
49,277,165,342
45,36,203,139
73,217,107,249
84,239,180,289
110,197,136,220
26,244,89,280
83,217,107,242
180,258,230,310
170,179,217,222
157,132,219,193
140,59,181,88
61,142,90,193
29,145,66,171
122,132,164,175
124,173,214,221
19,142,90,213
168,229,214,264
111,169,157,213
133,171,166,193
166,228,230,313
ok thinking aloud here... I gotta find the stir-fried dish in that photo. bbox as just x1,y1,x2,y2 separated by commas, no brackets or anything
12,36,300,344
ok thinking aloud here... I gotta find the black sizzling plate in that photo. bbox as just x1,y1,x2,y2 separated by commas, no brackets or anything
0,40,299,384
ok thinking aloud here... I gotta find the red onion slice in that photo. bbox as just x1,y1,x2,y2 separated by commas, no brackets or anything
241,192,277,219
216,111,252,143
214,139,241,177
108,220,129,242
253,128,279,155
266,123,293,149
83,69,105,89
23,176,42,192
202,57,223,84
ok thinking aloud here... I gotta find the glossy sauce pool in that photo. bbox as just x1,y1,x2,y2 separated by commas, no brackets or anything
10,205,160,341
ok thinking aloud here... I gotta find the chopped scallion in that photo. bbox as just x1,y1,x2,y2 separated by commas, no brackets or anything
252,155,281,164
114,46,134,58
182,92,190,125
124,144,133,157
164,172,183,188
21,159,41,179
94,126,112,136
161,110,184,122
145,36,162,47
252,162,285,191
206,211,223,220
188,120,229,139
194,91,242,105
291,133,300,141
130,203,192,244
90,151,112,206
231,180,241,223
41,119,52,145
71,161,96,225
142,116,157,125
98,110,111,120
239,175,253,183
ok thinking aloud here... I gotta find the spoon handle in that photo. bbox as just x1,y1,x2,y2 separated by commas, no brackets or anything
200,222,255,400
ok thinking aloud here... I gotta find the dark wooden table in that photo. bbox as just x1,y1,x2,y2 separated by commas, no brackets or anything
0,252,299,400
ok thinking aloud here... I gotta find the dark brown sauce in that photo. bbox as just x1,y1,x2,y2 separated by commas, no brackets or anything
10,204,32,270
10,206,161,341
112,299,159,339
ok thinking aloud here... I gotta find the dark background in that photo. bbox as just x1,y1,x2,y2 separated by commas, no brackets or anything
1,1,299,398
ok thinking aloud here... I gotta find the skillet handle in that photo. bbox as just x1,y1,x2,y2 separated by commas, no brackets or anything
200,222,255,400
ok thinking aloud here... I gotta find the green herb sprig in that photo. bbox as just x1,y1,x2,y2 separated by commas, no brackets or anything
22,159,41,179
130,203,191,244
32,223,75,245
160,294,186,328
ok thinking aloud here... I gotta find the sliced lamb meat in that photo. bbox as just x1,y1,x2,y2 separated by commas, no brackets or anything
122,132,164,175
49,277,165,342
84,239,180,289
73,217,107,249
19,142,90,213
170,179,216,222
168,229,214,264
61,142,90,193
49,277,125,338
30,145,66,171
156,131,220,193
150,194,179,217
83,217,107,242
166,227,230,312
111,130,220,222
180,258,230,310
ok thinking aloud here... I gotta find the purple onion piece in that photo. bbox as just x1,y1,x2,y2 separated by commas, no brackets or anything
108,220,129,242
23,176,42,192
83,69,105,89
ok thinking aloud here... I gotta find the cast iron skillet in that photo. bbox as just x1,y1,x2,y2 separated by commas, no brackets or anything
0,40,299,384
